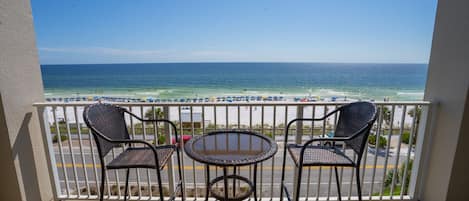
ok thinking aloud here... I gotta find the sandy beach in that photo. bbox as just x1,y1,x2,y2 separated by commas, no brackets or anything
46,102,417,130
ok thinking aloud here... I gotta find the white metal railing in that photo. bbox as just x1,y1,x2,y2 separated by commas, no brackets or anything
34,101,430,201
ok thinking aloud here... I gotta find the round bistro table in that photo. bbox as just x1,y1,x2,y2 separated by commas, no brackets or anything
184,130,278,201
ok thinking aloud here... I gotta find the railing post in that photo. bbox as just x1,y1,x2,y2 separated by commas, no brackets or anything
36,106,61,200
293,105,304,200
163,106,176,197
408,103,435,199
295,105,304,144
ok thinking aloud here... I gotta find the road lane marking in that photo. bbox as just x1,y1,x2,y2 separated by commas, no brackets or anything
56,163,395,170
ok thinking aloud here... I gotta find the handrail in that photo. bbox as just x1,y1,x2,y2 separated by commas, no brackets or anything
35,101,431,201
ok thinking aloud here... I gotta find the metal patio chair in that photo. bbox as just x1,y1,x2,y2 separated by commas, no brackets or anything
83,103,184,201
280,101,377,201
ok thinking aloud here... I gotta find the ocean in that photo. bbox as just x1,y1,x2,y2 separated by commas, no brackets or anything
41,62,427,101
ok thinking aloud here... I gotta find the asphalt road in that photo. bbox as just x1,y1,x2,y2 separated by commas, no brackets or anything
53,144,412,198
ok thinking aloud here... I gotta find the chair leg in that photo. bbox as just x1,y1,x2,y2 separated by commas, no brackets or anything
176,148,185,201
294,166,303,201
156,168,164,201
280,147,288,200
100,167,106,201
355,167,362,201
124,168,130,201
334,167,342,201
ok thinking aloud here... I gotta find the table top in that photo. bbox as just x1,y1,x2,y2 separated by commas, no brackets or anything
184,130,278,166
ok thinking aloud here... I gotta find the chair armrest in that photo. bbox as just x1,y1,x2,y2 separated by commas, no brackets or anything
287,106,342,126
299,137,351,151
110,139,175,152
109,138,167,168
283,107,342,145
123,110,180,143
301,136,351,144
88,122,173,169
302,124,370,148
108,138,158,152
299,122,373,163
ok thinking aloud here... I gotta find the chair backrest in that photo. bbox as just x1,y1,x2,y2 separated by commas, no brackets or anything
83,103,130,157
334,101,377,159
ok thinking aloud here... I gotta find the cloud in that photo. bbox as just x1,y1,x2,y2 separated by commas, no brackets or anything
38,46,249,63
39,47,239,57
39,47,164,57
190,50,236,57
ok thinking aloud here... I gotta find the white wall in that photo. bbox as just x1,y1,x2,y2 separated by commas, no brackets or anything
0,0,53,200
421,0,469,200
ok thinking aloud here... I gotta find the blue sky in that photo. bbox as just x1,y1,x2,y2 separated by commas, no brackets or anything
31,0,437,64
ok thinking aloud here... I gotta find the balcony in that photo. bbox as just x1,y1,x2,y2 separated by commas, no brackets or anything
2,0,469,200
33,101,430,200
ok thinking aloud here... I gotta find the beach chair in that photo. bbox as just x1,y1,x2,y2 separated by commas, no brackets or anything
280,101,377,201
83,103,184,201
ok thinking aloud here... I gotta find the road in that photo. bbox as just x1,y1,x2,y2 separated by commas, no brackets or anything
52,144,412,198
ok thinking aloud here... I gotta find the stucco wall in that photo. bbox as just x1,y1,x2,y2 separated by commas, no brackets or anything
421,0,469,200
0,0,52,200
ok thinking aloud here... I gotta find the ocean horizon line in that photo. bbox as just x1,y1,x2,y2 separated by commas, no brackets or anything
40,61,429,66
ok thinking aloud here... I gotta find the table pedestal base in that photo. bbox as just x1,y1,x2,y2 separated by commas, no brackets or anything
205,165,258,201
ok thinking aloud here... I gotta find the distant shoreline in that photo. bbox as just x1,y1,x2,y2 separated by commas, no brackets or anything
44,94,353,103
40,61,429,66
44,98,418,128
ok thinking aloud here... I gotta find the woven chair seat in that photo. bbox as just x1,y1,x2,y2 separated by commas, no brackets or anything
287,144,354,167
107,146,175,170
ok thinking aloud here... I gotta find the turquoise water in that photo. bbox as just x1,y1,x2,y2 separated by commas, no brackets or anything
41,63,427,101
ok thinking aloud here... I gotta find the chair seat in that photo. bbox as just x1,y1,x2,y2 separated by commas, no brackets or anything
287,144,355,167
107,146,175,170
